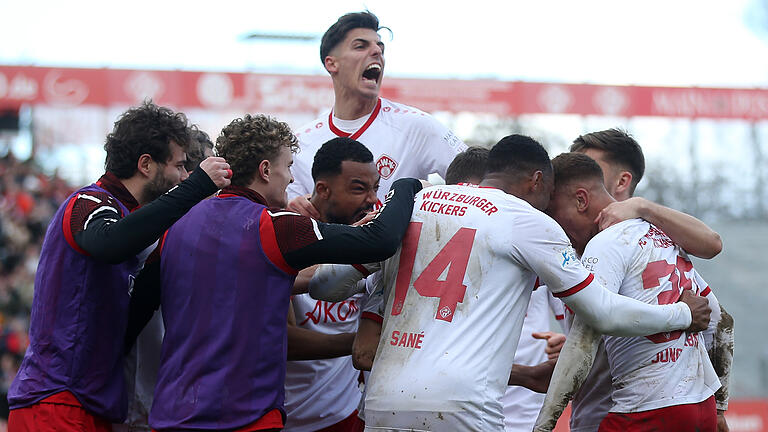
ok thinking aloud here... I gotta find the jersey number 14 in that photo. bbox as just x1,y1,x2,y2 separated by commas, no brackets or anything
391,222,476,322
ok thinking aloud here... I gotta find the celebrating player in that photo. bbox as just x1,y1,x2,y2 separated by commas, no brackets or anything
287,10,466,215
7,101,231,431
146,115,423,431
284,137,380,431
535,152,722,431
360,135,709,431
554,129,732,432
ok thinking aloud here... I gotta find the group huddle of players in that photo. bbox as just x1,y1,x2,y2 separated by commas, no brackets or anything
6,9,733,432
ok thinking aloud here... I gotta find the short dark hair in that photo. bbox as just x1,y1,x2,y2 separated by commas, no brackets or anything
185,127,215,172
320,11,380,65
215,114,298,187
570,128,645,194
487,135,552,179
312,137,374,182
445,146,490,185
551,152,605,190
104,101,191,179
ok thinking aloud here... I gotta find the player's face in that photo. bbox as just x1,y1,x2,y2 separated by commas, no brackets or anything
265,145,294,208
546,189,589,251
578,148,625,200
328,28,385,102
141,140,189,204
324,160,380,224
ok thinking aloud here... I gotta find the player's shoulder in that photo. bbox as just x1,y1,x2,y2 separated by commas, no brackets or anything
294,112,334,145
378,98,439,127
585,218,648,258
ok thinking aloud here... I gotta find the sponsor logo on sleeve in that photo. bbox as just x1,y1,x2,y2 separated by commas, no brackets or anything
560,247,579,268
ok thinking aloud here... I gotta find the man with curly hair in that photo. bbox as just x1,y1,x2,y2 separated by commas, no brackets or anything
7,101,231,431
145,114,424,431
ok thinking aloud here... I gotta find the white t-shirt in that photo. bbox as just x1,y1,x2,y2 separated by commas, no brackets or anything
581,219,720,413
287,97,466,203
284,293,366,431
364,185,593,432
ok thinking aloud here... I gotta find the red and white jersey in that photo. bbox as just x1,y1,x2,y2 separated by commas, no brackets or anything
581,219,720,413
284,293,365,431
501,288,563,432
287,97,466,203
364,185,593,431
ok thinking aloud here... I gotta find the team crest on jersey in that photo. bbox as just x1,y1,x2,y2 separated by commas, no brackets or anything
376,154,398,179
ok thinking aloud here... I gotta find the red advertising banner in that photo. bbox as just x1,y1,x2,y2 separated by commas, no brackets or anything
1,65,768,119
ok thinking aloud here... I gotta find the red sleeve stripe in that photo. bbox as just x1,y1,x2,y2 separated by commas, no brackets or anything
62,196,90,256
361,311,383,324
700,286,711,297
552,273,595,298
259,210,298,276
352,264,372,277
555,314,565,320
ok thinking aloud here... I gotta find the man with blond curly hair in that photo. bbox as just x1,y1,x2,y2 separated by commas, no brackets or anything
145,114,424,431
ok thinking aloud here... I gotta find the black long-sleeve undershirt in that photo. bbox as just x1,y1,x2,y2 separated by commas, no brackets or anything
74,168,218,264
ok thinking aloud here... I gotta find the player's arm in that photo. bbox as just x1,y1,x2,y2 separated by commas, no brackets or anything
595,197,722,259
124,250,162,353
352,287,385,371
309,263,381,302
533,315,602,432
698,282,733,416
286,300,356,361
279,178,423,270
525,218,709,337
508,359,557,393
418,117,467,177
72,163,227,264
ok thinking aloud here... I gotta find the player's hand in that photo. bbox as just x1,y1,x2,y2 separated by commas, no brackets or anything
679,289,710,333
594,197,646,231
288,194,321,219
532,331,566,360
353,210,379,227
199,157,231,189
717,411,729,432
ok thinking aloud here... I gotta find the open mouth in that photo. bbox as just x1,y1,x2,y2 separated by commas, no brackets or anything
362,64,382,83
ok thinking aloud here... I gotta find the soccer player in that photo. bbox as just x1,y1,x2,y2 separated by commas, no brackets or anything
147,115,424,431
284,137,380,431
287,10,466,216
7,101,231,431
556,129,731,432
185,127,216,174
537,152,722,431
360,135,710,431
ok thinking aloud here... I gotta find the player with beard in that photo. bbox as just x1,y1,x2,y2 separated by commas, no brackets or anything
7,101,231,431
287,11,466,217
285,137,379,432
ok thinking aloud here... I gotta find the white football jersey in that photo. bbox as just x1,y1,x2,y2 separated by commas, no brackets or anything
288,97,466,203
284,293,365,431
581,219,720,413
364,185,593,431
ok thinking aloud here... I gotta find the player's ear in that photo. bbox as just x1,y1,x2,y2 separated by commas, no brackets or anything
314,180,331,199
530,170,543,192
324,55,338,74
137,154,153,178
258,159,271,182
615,171,633,196
575,188,589,212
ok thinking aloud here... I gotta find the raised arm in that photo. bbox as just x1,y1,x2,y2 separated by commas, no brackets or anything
595,197,722,258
